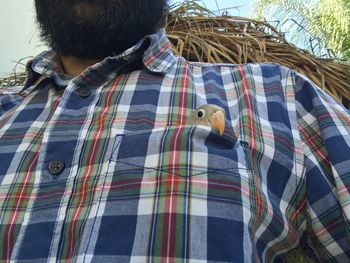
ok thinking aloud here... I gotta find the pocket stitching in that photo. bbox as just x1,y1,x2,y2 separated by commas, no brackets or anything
108,158,252,177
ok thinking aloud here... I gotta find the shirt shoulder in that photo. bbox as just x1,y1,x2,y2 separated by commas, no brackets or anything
185,59,293,84
0,85,24,95
185,60,341,109
0,86,24,116
183,59,295,99
186,59,287,71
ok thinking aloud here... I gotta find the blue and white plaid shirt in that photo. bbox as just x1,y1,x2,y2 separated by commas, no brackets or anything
0,30,349,262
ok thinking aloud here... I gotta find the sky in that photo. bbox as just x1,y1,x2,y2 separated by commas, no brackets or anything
0,0,255,75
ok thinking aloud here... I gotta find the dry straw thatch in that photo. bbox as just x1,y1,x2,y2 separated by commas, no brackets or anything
1,0,350,109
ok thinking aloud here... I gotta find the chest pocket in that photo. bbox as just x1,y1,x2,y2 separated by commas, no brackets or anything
107,125,250,176
105,125,251,201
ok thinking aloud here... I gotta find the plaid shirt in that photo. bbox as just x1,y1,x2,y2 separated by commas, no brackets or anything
0,30,349,262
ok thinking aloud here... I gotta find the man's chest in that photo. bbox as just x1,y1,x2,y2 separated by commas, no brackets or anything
0,76,257,262
0,67,304,262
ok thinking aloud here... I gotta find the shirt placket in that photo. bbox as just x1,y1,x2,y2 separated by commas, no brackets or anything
44,65,134,261
13,75,108,260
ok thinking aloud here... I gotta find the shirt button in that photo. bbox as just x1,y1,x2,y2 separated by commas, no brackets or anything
48,160,65,176
76,87,91,98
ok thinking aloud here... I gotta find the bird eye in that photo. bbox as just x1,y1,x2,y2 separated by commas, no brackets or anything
196,109,206,119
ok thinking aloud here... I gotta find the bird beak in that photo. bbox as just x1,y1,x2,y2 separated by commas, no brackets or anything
208,110,225,135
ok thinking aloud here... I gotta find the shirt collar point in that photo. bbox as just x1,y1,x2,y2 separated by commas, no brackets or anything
143,55,176,74
141,30,176,74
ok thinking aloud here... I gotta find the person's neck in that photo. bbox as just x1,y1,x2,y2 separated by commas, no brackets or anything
60,56,104,77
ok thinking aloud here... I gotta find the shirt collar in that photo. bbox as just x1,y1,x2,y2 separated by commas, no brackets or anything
24,29,176,90
140,29,177,74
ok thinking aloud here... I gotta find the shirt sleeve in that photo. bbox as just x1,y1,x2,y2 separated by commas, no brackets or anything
294,72,350,261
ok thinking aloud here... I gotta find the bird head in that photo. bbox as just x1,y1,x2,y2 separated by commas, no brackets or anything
190,104,226,135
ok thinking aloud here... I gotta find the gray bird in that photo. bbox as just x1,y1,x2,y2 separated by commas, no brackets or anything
188,104,226,135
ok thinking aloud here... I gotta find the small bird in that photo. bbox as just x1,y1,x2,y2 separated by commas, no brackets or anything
188,104,226,135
